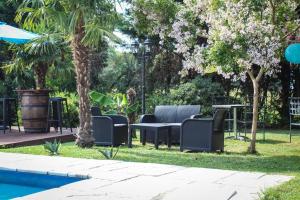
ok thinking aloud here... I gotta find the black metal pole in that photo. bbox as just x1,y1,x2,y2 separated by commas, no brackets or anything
142,48,146,114
290,63,294,96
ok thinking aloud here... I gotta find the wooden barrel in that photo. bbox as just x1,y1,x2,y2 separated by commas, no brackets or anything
16,90,51,133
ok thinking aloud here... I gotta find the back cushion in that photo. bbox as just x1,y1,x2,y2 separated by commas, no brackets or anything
91,107,102,116
213,109,227,132
154,106,177,123
176,105,201,123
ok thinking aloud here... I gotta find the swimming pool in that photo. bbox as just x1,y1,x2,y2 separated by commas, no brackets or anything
0,169,84,199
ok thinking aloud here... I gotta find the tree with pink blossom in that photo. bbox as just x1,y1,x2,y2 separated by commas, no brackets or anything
133,0,300,153
204,0,283,153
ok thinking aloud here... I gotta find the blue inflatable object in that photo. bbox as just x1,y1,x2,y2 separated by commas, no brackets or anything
285,43,300,64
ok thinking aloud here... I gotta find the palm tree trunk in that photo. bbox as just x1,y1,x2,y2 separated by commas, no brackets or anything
73,16,94,148
34,62,48,89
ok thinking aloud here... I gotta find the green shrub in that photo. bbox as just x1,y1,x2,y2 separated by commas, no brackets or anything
169,82,200,104
146,76,224,116
146,90,170,113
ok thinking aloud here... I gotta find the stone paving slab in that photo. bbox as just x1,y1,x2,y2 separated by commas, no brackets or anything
161,167,238,182
163,182,238,200
215,172,292,189
0,152,292,200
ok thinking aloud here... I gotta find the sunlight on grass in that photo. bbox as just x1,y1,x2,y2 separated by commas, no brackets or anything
0,130,300,200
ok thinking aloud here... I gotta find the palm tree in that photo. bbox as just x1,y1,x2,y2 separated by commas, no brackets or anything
15,0,119,147
4,34,67,89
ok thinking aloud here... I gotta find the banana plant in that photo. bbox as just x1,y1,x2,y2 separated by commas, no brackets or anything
89,91,138,116
113,93,127,114
89,91,115,114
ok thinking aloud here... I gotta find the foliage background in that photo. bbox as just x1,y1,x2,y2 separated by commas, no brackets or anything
0,0,299,127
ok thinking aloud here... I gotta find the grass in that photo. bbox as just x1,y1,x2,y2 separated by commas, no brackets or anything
1,129,300,199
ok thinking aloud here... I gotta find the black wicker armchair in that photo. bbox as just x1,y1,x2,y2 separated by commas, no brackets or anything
91,107,128,146
180,109,227,152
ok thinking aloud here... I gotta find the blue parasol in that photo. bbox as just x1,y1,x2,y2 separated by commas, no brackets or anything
0,21,39,44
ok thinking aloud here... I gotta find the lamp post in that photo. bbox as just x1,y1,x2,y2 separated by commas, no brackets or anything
131,38,152,114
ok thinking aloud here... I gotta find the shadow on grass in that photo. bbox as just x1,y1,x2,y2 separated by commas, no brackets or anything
256,139,288,144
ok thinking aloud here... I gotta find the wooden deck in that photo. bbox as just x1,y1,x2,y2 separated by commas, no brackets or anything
0,127,76,148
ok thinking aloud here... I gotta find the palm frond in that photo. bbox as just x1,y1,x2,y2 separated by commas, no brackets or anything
3,32,68,76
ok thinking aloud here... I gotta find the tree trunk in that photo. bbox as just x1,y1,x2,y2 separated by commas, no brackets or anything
247,68,264,154
249,79,260,153
126,88,136,124
127,88,137,137
34,62,48,89
73,16,95,148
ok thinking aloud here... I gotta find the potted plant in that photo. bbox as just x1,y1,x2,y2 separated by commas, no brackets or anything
6,34,66,133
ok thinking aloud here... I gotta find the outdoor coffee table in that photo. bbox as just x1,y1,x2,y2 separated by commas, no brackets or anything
212,104,250,140
128,123,173,149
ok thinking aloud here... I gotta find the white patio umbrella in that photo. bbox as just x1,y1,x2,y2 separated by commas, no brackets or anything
0,21,39,44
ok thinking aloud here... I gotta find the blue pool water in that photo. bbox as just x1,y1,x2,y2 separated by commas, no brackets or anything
0,169,84,200
0,183,44,199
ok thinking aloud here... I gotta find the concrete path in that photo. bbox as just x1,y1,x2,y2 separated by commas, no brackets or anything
0,152,292,200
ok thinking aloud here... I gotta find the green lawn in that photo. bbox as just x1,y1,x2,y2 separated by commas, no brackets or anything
1,130,300,199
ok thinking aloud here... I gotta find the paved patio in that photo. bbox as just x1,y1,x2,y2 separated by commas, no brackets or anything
0,152,292,200
0,127,75,148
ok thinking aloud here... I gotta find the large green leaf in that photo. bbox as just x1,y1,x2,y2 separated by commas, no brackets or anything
121,94,128,106
90,91,113,106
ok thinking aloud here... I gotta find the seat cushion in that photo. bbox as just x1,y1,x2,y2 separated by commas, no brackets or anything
91,107,102,116
176,105,201,123
154,106,177,123
0,125,7,130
